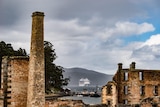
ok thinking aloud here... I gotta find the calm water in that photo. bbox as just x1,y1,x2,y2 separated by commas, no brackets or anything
61,86,102,104
59,96,101,104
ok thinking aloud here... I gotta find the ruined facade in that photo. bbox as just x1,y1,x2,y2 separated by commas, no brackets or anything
102,62,160,107
0,11,108,107
101,81,117,106
140,96,160,107
0,11,45,107
3,11,160,107
1,56,29,107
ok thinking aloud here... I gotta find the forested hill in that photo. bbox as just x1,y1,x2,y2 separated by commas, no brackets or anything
63,67,113,87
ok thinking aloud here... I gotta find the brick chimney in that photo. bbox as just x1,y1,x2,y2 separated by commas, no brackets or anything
118,63,123,71
27,11,45,107
130,62,136,70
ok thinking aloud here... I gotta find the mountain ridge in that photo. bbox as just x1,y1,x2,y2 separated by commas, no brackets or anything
63,67,113,87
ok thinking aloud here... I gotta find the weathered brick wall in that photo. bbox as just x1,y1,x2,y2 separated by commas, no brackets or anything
140,96,160,107
10,56,29,107
1,56,29,107
106,62,160,106
101,85,107,104
142,70,160,98
127,70,160,104
0,101,3,107
101,81,117,107
126,70,141,104
27,11,45,107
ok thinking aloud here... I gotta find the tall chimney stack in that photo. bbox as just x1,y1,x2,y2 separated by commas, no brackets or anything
118,63,123,71
27,12,45,107
130,62,136,70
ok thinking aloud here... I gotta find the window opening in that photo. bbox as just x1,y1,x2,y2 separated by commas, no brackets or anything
108,100,111,105
153,85,158,96
107,85,112,94
135,104,140,107
152,103,157,107
139,71,143,80
123,99,128,104
140,85,145,95
124,72,128,81
124,85,128,95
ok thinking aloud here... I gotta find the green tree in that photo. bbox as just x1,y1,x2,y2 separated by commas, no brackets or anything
15,48,27,56
0,41,69,92
0,41,27,57
0,41,27,87
44,41,69,93
0,41,14,57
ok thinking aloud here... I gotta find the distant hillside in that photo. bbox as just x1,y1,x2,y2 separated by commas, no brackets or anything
63,67,113,87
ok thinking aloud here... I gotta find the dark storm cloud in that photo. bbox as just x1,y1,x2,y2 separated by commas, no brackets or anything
1,0,160,74
131,44,160,61
45,0,148,26
0,0,149,27
0,1,22,26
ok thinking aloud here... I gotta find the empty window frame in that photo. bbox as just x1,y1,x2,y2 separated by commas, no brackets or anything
152,103,157,107
139,71,143,80
107,85,112,95
123,99,128,104
140,85,145,95
153,85,158,96
124,85,128,95
107,100,111,105
135,104,140,107
124,71,128,81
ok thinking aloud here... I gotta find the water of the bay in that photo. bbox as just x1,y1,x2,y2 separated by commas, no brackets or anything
61,86,102,104
59,96,101,104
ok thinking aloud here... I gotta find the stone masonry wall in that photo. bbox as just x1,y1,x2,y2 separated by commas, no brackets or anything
140,96,160,107
101,81,117,107
9,56,29,107
1,56,29,107
124,69,160,105
105,62,160,106
101,85,107,104
27,11,45,107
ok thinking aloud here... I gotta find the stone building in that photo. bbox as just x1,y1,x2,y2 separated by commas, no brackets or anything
0,11,108,107
101,81,117,107
1,56,29,107
101,62,160,107
0,11,45,107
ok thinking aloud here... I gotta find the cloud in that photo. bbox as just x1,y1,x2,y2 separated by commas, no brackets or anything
97,22,155,40
50,20,155,74
143,34,160,46
45,19,91,40
0,0,160,74
130,34,160,69
0,0,154,27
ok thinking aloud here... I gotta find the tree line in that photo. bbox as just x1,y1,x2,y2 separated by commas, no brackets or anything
0,41,69,93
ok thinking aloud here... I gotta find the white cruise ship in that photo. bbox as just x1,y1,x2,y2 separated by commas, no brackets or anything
79,78,90,86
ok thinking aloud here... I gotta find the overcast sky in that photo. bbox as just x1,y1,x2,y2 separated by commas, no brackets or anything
1,0,160,74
